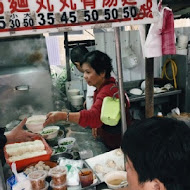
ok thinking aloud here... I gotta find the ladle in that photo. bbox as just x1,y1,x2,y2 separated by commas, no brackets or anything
120,180,128,186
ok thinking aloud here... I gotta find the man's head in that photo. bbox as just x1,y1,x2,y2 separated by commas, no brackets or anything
121,117,190,190
70,45,89,73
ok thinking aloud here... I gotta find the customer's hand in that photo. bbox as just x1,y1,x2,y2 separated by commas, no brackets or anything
43,111,65,127
6,118,39,144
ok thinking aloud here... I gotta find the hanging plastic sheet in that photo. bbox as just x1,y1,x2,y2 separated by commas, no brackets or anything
162,8,176,55
139,0,176,58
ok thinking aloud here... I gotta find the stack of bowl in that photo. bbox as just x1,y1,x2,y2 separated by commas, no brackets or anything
176,35,188,55
67,89,80,101
67,89,84,110
70,95,84,110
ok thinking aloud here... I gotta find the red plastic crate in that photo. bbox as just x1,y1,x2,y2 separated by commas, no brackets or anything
4,136,52,171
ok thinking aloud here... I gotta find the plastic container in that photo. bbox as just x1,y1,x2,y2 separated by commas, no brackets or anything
4,136,53,171
49,166,67,185
41,181,49,190
50,180,67,190
79,168,93,188
79,149,93,160
27,170,47,190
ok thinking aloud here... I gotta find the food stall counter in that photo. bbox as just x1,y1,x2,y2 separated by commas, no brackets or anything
1,123,115,189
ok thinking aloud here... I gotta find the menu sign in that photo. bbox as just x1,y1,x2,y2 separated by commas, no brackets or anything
0,0,159,37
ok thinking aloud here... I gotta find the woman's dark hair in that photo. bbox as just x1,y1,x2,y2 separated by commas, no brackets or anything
121,117,190,190
70,45,89,64
81,50,113,79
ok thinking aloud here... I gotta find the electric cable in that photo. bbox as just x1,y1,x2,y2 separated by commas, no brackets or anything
161,58,177,89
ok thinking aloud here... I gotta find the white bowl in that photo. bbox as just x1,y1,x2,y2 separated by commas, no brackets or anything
129,88,142,95
140,81,145,91
58,137,76,149
26,115,46,133
104,171,128,190
41,126,60,140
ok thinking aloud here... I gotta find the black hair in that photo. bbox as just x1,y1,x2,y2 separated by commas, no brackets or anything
70,45,89,64
81,50,113,79
121,117,190,190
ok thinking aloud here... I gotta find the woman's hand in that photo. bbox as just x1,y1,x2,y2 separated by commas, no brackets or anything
83,100,87,109
92,128,98,138
43,111,65,127
6,118,39,143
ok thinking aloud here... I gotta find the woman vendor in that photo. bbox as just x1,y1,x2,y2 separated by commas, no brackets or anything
43,50,130,149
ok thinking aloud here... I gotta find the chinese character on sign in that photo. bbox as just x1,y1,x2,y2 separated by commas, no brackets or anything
8,0,30,13
36,0,54,13
135,0,153,20
122,0,137,6
0,1,4,14
103,0,118,7
81,0,96,9
10,13,18,19
60,0,76,11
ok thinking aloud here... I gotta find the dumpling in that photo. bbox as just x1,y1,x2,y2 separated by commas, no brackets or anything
106,159,116,168
115,149,123,156
94,164,104,173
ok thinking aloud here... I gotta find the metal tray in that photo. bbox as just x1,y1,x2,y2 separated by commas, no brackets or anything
86,148,125,183
81,160,101,190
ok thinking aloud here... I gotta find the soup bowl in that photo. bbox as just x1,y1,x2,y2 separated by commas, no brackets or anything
104,171,128,189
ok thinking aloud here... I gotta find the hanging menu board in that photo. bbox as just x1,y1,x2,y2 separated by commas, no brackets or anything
0,0,159,37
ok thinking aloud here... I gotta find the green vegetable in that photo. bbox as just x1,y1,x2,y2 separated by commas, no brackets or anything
54,146,66,154
42,129,56,134
60,141,73,146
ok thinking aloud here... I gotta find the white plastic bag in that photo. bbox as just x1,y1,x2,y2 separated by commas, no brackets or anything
122,46,138,69
59,158,83,186
143,9,163,58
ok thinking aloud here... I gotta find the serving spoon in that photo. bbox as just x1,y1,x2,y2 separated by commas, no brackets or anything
120,180,128,187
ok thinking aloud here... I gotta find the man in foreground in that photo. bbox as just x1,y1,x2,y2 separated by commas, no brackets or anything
120,117,190,190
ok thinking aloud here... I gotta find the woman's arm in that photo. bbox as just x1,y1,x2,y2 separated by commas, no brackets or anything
43,111,80,126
